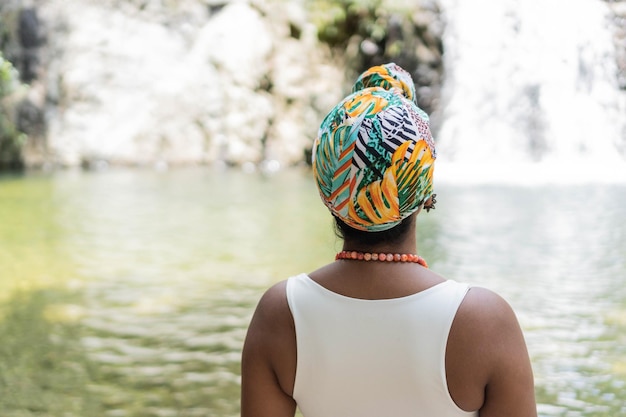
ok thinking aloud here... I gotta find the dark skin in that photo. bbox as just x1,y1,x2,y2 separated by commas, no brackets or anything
241,207,537,417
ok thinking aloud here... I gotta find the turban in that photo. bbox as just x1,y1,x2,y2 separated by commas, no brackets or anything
351,62,417,105
312,64,436,232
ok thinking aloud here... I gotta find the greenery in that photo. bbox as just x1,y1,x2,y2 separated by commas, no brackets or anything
307,0,420,62
306,0,443,113
0,52,26,171
308,0,386,48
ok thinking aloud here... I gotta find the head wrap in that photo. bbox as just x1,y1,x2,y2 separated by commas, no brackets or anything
351,63,417,105
312,63,436,232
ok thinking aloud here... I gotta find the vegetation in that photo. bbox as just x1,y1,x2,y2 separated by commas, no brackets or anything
309,0,387,48
0,52,26,171
308,0,426,63
306,0,443,113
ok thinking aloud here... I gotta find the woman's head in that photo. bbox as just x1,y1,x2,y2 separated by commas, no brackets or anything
312,63,436,234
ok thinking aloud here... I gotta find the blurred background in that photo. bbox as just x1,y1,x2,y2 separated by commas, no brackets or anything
1,0,625,416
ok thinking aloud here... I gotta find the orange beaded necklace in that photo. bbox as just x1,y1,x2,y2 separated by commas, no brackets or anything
335,250,428,268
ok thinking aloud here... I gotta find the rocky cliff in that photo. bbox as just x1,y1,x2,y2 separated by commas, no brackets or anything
3,0,624,171
0,0,445,170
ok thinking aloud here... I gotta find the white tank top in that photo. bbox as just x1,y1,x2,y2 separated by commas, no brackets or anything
286,273,478,417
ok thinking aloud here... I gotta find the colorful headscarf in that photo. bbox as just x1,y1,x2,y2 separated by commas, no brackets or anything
312,64,436,232
351,63,417,105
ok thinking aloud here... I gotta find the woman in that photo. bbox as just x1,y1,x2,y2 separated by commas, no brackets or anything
241,63,537,417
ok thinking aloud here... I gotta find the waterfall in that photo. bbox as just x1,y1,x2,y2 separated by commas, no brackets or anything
436,0,626,183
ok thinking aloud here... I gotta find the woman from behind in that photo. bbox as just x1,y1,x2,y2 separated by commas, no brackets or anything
241,63,537,417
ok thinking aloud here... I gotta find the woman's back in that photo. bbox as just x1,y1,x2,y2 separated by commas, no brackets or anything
287,273,476,417
242,260,536,417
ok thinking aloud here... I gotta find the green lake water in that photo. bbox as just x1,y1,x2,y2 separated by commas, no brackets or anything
0,168,625,417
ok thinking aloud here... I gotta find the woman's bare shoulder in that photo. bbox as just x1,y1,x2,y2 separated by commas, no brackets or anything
241,280,298,415
249,280,293,333
447,285,536,416
452,286,527,353
459,286,519,324
448,286,522,367
243,279,297,398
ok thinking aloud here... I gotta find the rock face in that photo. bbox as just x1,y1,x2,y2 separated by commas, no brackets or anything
39,0,347,168
605,0,626,91
8,0,621,170
0,0,447,169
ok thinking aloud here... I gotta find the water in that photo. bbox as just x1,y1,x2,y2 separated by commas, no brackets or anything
425,6,626,413
437,0,626,181
0,168,625,416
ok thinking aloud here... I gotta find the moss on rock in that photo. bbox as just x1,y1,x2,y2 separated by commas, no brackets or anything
307,0,444,114
0,52,27,171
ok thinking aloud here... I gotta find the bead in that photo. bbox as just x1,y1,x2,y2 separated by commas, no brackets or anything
334,250,427,269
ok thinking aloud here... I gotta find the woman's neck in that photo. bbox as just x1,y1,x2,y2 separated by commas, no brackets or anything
341,216,419,255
